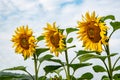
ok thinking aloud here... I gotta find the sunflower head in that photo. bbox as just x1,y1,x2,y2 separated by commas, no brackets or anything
43,22,65,56
77,11,108,52
11,25,36,59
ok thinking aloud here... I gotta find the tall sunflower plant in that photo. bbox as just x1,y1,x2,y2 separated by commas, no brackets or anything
77,12,120,80
1,11,120,80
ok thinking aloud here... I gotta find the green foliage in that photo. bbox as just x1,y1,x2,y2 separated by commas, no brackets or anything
114,65,120,71
0,72,31,80
3,66,26,72
46,59,64,65
80,72,93,79
38,76,47,80
67,37,73,43
101,75,109,80
68,63,92,71
66,27,78,35
75,50,95,56
39,54,54,63
78,53,97,62
36,48,49,57
44,65,62,74
37,35,44,42
100,15,115,22
113,73,120,79
93,65,106,72
110,21,120,31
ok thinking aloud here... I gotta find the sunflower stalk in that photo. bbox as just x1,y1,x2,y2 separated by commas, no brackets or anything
33,54,38,80
64,38,70,80
105,44,113,80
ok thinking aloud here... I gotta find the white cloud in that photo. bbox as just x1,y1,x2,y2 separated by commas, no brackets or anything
0,0,120,79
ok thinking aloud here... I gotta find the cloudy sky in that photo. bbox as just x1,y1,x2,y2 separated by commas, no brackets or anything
0,0,120,80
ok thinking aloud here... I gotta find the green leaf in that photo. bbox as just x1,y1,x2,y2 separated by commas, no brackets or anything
47,59,64,65
3,66,26,72
110,21,120,31
78,53,111,62
79,72,93,79
67,37,73,43
44,65,62,74
101,75,109,80
100,15,115,22
58,45,76,53
93,65,106,72
39,54,54,63
38,76,47,80
113,73,120,79
114,65,120,71
69,63,92,71
0,72,23,80
36,48,49,57
37,35,44,41
78,54,97,62
66,28,78,35
76,50,95,56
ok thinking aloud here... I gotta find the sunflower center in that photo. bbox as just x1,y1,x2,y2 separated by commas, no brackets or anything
50,33,60,48
20,35,29,49
87,23,101,43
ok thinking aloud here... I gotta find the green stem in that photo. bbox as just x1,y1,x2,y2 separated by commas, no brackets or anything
102,60,110,78
33,54,38,80
113,56,120,70
25,70,35,80
70,56,77,64
106,44,113,80
65,50,70,80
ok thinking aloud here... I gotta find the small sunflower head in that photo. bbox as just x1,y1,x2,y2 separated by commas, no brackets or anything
43,22,65,56
77,11,108,52
11,25,36,59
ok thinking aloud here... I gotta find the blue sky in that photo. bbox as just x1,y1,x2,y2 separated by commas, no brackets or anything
0,0,120,80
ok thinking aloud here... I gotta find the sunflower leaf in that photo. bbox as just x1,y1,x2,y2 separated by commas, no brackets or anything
69,63,92,71
44,65,62,74
66,28,78,35
67,37,73,43
78,53,113,62
37,35,44,42
93,65,106,72
39,54,54,63
100,15,115,22
46,59,64,65
36,48,49,57
101,75,109,80
79,72,93,79
114,65,120,71
113,73,120,79
110,21,120,31
75,50,95,57
3,66,26,72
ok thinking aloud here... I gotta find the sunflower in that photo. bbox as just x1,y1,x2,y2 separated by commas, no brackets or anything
77,11,108,52
43,22,65,56
11,26,36,59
